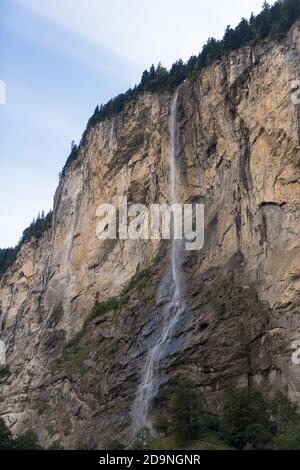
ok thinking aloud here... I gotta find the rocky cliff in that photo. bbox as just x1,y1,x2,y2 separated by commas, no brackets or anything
1,21,300,449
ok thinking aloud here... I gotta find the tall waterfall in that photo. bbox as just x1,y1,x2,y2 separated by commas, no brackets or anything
133,90,185,433
0,340,6,367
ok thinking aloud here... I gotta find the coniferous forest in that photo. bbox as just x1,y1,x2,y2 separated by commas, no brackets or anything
61,0,300,176
0,211,53,279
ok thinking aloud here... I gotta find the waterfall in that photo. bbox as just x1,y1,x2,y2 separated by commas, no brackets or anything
0,340,6,366
169,89,184,311
133,90,185,433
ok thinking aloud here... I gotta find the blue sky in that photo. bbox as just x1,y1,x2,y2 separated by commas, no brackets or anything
0,0,275,247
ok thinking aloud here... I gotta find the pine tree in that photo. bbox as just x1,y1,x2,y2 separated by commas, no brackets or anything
0,418,14,449
169,379,203,444
149,64,156,81
221,389,273,449
140,69,150,89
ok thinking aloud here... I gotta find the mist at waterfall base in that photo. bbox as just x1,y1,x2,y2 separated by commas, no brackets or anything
133,90,186,434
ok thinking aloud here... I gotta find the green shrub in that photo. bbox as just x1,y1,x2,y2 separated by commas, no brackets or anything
131,427,152,450
0,418,15,450
84,297,124,326
50,339,89,376
274,421,300,449
48,440,64,450
168,379,204,445
272,392,300,449
76,442,96,450
153,413,170,437
125,267,152,292
46,424,56,438
202,413,221,433
0,366,10,381
221,388,274,449
32,400,51,415
14,430,42,450
105,439,125,450
272,392,299,433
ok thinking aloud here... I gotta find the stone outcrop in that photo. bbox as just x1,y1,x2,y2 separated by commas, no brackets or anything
1,22,300,449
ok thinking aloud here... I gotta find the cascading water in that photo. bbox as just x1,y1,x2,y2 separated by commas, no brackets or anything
133,90,185,433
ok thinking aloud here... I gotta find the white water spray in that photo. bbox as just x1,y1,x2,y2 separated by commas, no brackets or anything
133,90,185,433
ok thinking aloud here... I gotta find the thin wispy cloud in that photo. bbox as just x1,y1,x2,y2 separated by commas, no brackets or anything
15,0,274,69
8,2,139,81
15,86,79,135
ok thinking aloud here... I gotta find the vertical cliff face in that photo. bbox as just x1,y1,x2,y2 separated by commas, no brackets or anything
1,22,300,448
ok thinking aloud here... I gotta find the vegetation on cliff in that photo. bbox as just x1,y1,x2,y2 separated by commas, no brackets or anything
132,384,300,450
49,266,154,377
0,210,53,279
0,248,18,279
20,210,53,244
0,418,15,450
61,0,300,177
0,420,41,450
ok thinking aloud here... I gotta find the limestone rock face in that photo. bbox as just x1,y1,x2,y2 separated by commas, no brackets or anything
1,22,300,448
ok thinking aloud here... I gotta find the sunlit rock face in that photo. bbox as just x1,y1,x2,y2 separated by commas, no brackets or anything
0,21,300,449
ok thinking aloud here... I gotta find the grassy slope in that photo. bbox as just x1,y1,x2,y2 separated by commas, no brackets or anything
146,433,234,450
